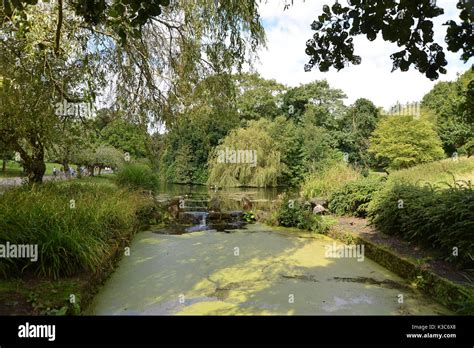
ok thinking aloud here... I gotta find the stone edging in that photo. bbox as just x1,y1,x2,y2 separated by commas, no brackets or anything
327,226,474,315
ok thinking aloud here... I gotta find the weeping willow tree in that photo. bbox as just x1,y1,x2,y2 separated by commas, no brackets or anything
1,0,266,182
97,0,266,125
207,122,285,187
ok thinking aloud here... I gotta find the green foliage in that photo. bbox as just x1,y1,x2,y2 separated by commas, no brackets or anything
369,115,445,170
281,80,346,124
276,197,312,229
265,116,305,185
328,177,384,217
421,68,474,154
93,145,124,170
2,0,170,44
304,1,472,79
368,179,474,268
159,78,348,186
262,116,339,186
2,0,266,183
242,211,256,223
0,138,14,168
100,119,149,159
74,145,124,173
298,118,341,174
171,145,195,185
207,119,284,187
458,138,474,157
207,115,342,187
454,290,474,315
387,156,474,185
0,182,153,278
337,98,380,167
301,162,361,200
116,163,159,191
160,74,240,184
235,73,287,122
1,4,106,183
273,194,334,233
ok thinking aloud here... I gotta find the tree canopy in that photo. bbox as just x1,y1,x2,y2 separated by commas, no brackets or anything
303,0,473,80
234,73,287,122
369,115,445,170
421,68,474,154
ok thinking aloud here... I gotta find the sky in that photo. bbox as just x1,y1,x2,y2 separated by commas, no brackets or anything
252,0,473,109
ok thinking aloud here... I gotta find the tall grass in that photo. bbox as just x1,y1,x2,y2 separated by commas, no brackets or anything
387,156,474,186
0,182,154,278
300,162,361,200
116,163,159,191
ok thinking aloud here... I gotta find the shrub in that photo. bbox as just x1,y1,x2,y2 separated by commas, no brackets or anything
243,211,256,223
328,177,384,217
368,180,474,268
458,138,474,157
272,194,334,233
0,182,154,278
300,162,361,200
116,163,159,190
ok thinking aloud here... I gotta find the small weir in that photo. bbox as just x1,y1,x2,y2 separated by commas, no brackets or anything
152,191,249,235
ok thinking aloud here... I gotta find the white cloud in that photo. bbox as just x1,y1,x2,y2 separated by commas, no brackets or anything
252,0,473,109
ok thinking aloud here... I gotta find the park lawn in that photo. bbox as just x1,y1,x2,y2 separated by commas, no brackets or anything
0,160,62,178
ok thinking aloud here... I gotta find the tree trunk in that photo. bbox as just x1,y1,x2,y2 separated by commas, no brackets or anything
17,139,46,184
28,161,46,184
24,157,46,184
2,159,6,172
63,161,70,179
98,167,102,176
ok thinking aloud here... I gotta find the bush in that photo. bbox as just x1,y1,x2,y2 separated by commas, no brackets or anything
458,138,474,157
116,163,159,190
0,182,154,278
300,162,361,200
271,194,335,233
328,177,384,217
368,180,474,268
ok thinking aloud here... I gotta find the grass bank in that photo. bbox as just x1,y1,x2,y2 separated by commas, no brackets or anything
386,156,474,185
0,180,162,314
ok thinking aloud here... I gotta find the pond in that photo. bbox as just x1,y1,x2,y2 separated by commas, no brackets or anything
155,182,294,201
86,185,451,315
